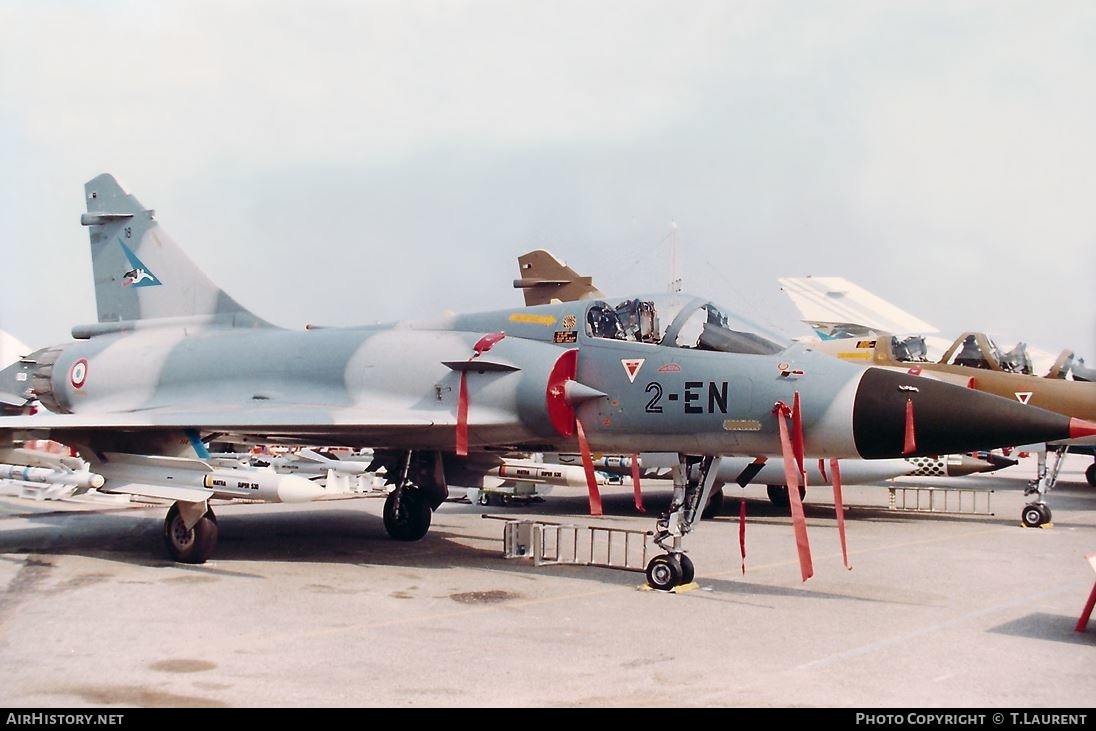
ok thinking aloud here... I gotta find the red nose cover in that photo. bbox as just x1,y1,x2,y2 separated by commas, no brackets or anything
546,348,579,437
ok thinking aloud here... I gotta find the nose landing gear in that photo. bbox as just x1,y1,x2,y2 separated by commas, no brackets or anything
644,454,721,590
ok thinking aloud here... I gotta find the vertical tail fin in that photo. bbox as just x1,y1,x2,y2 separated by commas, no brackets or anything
81,173,268,328
777,276,938,340
513,250,604,306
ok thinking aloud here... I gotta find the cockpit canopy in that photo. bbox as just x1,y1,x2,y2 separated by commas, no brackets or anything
943,333,1035,374
584,294,787,355
890,335,930,363
1048,351,1095,382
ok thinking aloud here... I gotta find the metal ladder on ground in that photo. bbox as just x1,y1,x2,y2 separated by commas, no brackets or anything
886,485,994,516
492,517,654,573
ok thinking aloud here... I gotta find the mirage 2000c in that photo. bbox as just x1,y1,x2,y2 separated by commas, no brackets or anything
1,174,1092,590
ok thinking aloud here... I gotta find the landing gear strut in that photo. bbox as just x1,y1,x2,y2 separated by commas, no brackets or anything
644,454,721,591
1022,446,1068,527
369,450,449,541
382,451,433,541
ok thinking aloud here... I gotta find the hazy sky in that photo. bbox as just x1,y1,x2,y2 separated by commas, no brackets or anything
2,1,1094,367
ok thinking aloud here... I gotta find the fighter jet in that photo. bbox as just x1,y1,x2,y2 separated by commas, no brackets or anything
779,276,1096,526
1,175,1092,592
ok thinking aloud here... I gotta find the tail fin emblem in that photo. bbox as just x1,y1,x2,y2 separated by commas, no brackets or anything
118,238,162,288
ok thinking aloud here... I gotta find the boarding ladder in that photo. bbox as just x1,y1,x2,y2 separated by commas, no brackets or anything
489,516,654,573
886,485,994,516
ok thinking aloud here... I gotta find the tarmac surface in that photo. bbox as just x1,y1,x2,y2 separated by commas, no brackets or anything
0,453,1093,708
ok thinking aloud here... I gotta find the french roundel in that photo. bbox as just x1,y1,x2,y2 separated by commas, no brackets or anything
70,359,89,389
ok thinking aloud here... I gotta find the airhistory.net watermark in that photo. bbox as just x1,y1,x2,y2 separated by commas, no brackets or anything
5,714,123,726
855,714,1088,726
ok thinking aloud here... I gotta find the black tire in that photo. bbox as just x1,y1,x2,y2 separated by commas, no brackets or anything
645,553,682,591
477,491,491,507
1086,462,1096,488
701,487,724,520
163,503,218,564
1021,503,1047,528
384,489,432,541
675,553,695,584
766,484,806,509
1037,503,1052,525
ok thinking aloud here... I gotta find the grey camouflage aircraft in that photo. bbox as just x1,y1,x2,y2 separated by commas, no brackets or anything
1,174,1093,590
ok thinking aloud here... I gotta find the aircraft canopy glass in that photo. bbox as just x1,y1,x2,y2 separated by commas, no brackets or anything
944,334,1035,374
584,294,787,355
889,335,931,363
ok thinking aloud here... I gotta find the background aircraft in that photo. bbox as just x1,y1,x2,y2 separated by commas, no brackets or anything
513,250,604,307
550,451,914,512
777,275,1086,379
0,331,30,368
779,275,1096,526
0,333,37,415
552,449,1009,509
1,175,1090,592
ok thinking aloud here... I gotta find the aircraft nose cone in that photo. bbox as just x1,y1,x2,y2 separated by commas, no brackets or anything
1068,417,1096,440
853,368,1084,459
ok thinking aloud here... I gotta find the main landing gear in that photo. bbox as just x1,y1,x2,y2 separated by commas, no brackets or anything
163,501,218,563
645,454,722,591
379,450,444,541
159,450,442,565
383,488,432,540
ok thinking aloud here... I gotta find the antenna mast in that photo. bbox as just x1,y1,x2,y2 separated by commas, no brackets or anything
669,221,682,293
